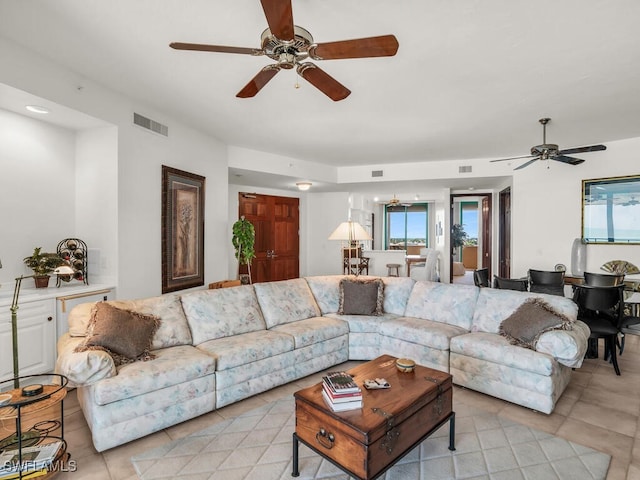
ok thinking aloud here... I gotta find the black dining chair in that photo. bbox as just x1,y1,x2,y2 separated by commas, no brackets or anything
528,269,565,296
473,268,490,288
583,271,625,286
493,276,528,291
572,284,624,375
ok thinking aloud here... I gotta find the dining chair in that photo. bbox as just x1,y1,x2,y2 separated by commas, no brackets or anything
572,284,624,375
493,276,528,291
583,271,625,286
473,268,489,287
528,269,565,296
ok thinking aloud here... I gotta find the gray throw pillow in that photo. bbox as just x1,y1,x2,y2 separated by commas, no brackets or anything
338,278,384,315
74,302,160,366
499,298,573,349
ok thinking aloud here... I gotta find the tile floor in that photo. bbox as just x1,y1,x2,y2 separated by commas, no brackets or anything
43,335,640,479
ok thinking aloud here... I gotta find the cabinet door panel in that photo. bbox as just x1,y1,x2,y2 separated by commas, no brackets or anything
0,299,55,381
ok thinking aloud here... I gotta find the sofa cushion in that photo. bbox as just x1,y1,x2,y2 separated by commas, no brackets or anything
380,276,415,315
92,345,216,405
181,286,266,345
254,278,321,328
68,295,193,350
499,298,574,349
338,277,384,315
450,332,556,376
380,316,468,351
109,295,192,349
305,276,343,314
271,316,349,348
326,312,398,333
404,281,479,330
196,330,294,371
472,288,578,334
74,302,160,366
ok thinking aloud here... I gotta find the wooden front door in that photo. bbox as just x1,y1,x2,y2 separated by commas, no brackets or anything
238,193,299,283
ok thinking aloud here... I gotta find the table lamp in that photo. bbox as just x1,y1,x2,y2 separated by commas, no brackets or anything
328,220,372,276
10,265,75,388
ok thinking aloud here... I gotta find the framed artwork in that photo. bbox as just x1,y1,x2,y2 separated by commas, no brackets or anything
162,165,205,293
582,174,640,244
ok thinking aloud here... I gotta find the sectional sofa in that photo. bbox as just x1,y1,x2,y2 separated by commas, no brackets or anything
55,275,589,452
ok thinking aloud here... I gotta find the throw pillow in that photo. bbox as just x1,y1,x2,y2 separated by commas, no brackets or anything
499,298,573,349
338,278,384,315
74,302,160,366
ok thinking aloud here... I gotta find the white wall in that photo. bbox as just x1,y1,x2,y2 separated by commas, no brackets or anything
511,137,640,280
0,109,77,282
0,37,229,299
306,192,350,276
75,127,118,284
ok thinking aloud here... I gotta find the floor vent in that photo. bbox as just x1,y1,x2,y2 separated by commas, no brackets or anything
459,165,472,173
133,113,168,137
371,170,384,177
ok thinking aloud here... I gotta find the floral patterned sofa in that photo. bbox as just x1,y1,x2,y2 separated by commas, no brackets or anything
55,275,589,451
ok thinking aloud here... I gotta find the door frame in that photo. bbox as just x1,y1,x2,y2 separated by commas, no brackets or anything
449,193,492,283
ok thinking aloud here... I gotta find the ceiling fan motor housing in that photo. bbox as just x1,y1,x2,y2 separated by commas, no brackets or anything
261,26,313,68
531,144,559,159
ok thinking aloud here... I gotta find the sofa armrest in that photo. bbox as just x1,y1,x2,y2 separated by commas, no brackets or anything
535,320,590,368
55,334,116,388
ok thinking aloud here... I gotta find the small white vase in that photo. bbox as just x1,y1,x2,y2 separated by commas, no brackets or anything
571,238,587,276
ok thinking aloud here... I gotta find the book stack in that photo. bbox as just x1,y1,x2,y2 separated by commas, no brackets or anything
321,371,362,412
0,441,63,479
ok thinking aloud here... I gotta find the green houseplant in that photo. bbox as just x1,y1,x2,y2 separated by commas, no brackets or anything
23,247,65,288
451,224,469,249
231,216,256,284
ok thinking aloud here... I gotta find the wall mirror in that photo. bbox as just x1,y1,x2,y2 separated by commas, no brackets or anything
582,174,640,244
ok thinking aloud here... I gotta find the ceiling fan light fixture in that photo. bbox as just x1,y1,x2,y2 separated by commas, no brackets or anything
296,182,312,191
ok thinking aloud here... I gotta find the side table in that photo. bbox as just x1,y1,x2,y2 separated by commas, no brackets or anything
0,374,69,478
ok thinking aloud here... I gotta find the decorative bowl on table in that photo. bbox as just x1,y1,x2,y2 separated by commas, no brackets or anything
396,358,415,373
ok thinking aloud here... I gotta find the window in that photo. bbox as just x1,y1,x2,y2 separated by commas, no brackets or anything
460,202,479,246
385,203,428,250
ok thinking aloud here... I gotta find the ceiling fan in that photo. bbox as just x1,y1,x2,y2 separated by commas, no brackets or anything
382,195,411,207
490,118,606,170
169,0,399,101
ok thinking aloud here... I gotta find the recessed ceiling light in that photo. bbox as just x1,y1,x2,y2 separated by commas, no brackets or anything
26,105,50,114
296,182,312,191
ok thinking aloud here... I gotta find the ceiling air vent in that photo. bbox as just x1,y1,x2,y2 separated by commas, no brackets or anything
459,165,472,173
133,112,168,137
371,170,384,178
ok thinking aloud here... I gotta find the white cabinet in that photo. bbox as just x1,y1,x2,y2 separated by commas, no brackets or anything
0,283,115,382
0,298,55,382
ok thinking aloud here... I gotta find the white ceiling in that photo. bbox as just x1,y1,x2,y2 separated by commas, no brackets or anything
1,0,639,175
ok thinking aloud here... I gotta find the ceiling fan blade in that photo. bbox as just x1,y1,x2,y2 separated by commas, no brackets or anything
236,66,280,98
170,42,261,56
489,154,536,163
310,35,399,60
558,144,606,155
514,158,540,170
297,63,350,101
552,155,585,166
260,0,294,41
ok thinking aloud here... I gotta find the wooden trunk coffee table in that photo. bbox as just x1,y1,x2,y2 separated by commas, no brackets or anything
292,355,455,480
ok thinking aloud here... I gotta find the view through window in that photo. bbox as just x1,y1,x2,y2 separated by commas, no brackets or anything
385,204,428,250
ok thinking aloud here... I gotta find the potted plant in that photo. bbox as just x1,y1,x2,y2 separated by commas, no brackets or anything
23,247,65,288
232,216,256,284
451,224,469,250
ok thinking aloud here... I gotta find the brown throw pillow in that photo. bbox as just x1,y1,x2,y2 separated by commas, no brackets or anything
74,302,160,366
499,298,573,349
338,278,384,315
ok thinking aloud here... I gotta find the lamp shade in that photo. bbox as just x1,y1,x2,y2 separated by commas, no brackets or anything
328,221,372,241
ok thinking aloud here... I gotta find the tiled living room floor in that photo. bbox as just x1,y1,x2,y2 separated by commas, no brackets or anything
49,334,640,480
